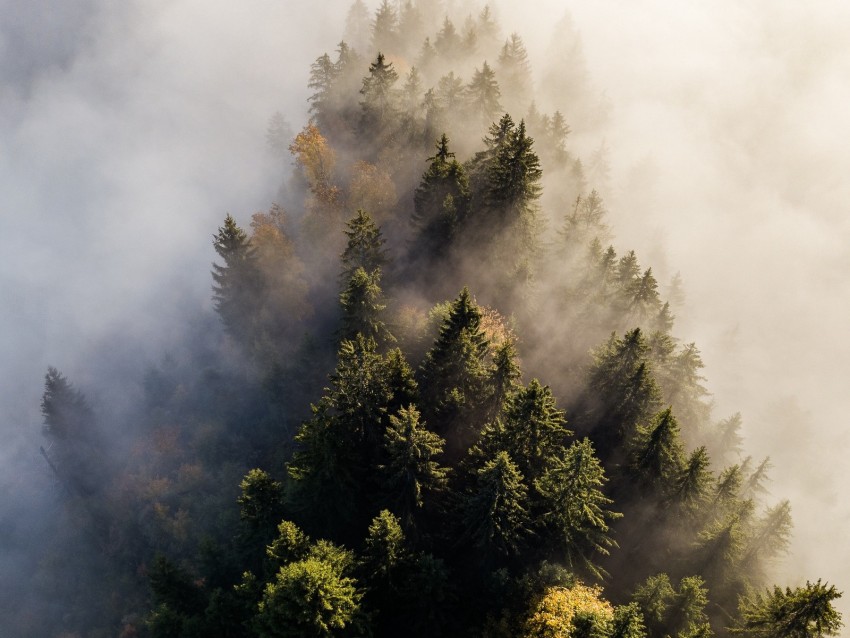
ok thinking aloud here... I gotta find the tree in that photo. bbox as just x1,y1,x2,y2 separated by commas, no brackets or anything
418,288,490,458
256,557,362,638
497,33,532,113
40,367,105,496
211,214,262,344
627,407,686,497
732,580,843,638
460,450,531,558
584,328,663,461
522,583,614,638
360,52,400,145
535,438,621,579
411,134,470,265
466,62,502,126
494,379,572,482
238,469,284,547
379,406,448,529
339,266,393,346
371,0,399,56
341,209,389,279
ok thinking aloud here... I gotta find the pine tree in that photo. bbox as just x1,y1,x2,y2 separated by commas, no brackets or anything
418,288,490,458
466,62,502,125
411,134,470,265
732,580,843,638
584,328,663,462
339,267,394,346
360,52,400,151
379,406,448,529
497,32,532,113
459,450,531,558
341,209,389,279
535,438,621,579
211,214,262,345
496,379,572,482
371,0,399,56
627,407,687,497
40,367,104,497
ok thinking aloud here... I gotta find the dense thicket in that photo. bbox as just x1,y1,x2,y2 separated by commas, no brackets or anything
21,2,841,638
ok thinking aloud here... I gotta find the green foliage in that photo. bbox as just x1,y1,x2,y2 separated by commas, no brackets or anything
379,405,447,528
212,214,262,344
732,580,843,638
418,288,490,457
535,439,621,579
340,209,388,279
256,557,362,638
460,450,531,558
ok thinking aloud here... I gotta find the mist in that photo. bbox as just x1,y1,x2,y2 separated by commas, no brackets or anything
1,0,849,634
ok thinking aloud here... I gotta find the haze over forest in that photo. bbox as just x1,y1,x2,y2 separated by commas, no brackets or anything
1,1,849,636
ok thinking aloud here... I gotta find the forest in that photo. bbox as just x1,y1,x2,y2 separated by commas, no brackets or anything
13,1,843,637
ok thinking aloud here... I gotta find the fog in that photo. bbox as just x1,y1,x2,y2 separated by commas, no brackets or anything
1,0,848,632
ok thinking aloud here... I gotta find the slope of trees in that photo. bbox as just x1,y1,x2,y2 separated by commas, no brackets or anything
19,2,842,638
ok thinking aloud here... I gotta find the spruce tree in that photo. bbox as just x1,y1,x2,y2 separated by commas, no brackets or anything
459,450,531,559
411,134,470,265
211,214,262,345
418,288,490,458
535,438,621,579
379,406,448,530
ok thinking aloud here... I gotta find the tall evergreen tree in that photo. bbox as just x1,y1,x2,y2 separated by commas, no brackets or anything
379,406,448,530
418,288,490,459
536,438,621,579
466,62,502,125
211,214,262,345
459,450,531,559
341,209,389,278
411,134,470,265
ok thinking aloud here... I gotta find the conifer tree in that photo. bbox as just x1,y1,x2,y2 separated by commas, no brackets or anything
212,214,262,345
371,0,399,56
460,450,531,559
418,288,490,458
535,438,621,579
496,379,572,482
411,134,470,265
339,266,394,346
379,406,448,529
341,209,389,279
627,407,686,497
40,367,104,497
497,32,532,113
732,580,843,638
360,52,400,153
466,61,502,125
584,328,663,461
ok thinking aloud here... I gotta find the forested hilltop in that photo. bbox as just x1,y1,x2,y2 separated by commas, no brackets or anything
23,2,842,637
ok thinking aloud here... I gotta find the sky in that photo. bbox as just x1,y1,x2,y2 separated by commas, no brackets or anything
1,0,849,630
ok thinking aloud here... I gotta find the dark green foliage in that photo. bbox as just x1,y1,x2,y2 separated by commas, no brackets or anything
611,603,648,638
30,10,837,638
460,450,531,558
492,378,572,482
535,438,621,579
379,405,447,529
339,266,393,345
212,214,261,344
627,407,686,496
585,328,663,461
341,209,389,278
411,134,470,266
732,580,843,638
418,288,490,457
